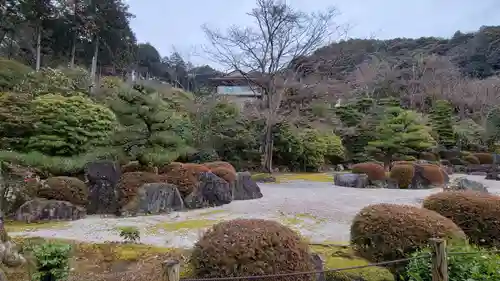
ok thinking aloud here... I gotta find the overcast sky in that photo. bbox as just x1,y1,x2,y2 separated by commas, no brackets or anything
127,0,500,67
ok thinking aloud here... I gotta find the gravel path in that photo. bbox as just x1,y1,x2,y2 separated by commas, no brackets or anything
10,175,500,248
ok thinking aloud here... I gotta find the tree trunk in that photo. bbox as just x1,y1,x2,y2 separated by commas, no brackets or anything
35,26,42,71
262,122,273,173
69,32,77,68
89,35,99,94
384,155,392,171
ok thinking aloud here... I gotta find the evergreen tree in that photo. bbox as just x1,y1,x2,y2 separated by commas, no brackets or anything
485,106,500,150
430,100,456,149
109,87,193,166
367,107,436,168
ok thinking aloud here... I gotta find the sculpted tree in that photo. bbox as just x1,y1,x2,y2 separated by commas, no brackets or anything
202,0,342,172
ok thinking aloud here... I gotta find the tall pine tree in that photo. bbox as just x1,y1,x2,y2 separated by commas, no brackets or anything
430,100,456,149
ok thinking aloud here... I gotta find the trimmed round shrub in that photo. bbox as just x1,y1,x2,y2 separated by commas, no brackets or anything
191,219,313,281
211,167,237,183
352,162,386,181
463,155,480,164
36,176,88,206
473,153,493,164
350,204,465,264
419,152,437,161
389,164,414,189
27,94,117,156
164,164,204,197
423,191,500,248
203,161,236,173
418,164,445,185
158,162,183,174
116,172,166,208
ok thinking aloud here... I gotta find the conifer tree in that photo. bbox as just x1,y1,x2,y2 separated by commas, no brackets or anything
367,107,436,168
429,100,456,149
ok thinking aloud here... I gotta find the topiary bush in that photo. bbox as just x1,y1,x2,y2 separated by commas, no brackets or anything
322,133,346,165
210,167,237,184
352,162,386,181
36,176,89,206
417,163,446,186
0,58,32,91
191,219,313,281
0,92,34,150
406,242,500,281
164,164,206,197
158,162,183,174
350,204,465,272
463,155,480,164
449,158,468,166
272,122,304,171
203,161,236,173
472,152,493,164
28,94,117,156
389,164,414,189
423,191,500,248
297,129,328,172
15,67,88,96
116,172,167,209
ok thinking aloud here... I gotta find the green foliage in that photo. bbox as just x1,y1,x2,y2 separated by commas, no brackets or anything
453,118,486,150
272,122,304,171
117,226,141,243
367,107,435,166
405,242,500,281
109,88,193,166
429,100,456,149
27,94,117,156
0,92,34,150
15,67,89,96
0,150,122,175
31,241,72,281
323,133,346,164
297,129,328,171
0,58,32,91
485,106,500,149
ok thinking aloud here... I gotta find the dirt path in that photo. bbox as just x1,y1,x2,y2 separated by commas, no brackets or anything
10,175,498,248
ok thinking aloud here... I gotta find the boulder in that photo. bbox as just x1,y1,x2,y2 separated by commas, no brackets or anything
409,164,447,189
15,198,85,223
233,172,263,200
486,171,500,180
447,177,488,193
310,253,325,281
0,163,38,216
334,173,369,189
84,160,121,215
184,172,232,209
123,183,184,215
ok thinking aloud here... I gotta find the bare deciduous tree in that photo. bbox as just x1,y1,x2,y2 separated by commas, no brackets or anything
202,0,344,172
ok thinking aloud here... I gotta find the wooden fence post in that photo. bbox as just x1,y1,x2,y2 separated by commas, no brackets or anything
162,259,180,281
430,238,448,281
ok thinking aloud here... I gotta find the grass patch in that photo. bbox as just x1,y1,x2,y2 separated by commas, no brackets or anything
5,220,69,232
5,237,191,281
149,219,217,234
310,243,394,281
274,173,334,183
197,209,227,217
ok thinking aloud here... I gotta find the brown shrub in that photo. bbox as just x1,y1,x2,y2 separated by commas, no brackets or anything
163,164,206,197
449,158,468,166
352,162,386,181
473,153,493,164
420,152,437,161
121,161,142,173
423,191,500,248
463,155,480,164
417,164,445,185
157,162,183,174
191,219,313,281
116,172,166,209
36,176,89,206
203,161,236,173
389,164,414,189
210,167,237,184
350,204,465,267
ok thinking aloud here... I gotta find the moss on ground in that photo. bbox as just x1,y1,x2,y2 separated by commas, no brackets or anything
5,220,69,232
148,219,217,234
4,237,191,281
197,209,227,216
310,244,394,281
274,173,334,183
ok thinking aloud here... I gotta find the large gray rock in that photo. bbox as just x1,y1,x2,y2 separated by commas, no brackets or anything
233,172,263,200
136,183,184,214
15,198,86,223
184,172,232,209
448,177,489,193
84,160,121,215
334,173,369,188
